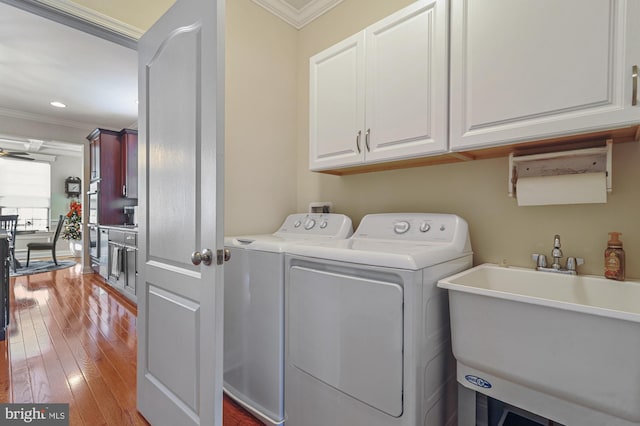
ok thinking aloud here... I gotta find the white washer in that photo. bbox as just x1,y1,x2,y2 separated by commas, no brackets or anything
284,213,472,426
223,213,353,425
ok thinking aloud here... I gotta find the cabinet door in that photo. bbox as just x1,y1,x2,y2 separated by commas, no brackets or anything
97,130,125,225
450,0,640,151
309,32,366,171
364,0,448,163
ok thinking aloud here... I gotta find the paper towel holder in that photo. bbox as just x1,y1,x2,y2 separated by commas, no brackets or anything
508,139,612,198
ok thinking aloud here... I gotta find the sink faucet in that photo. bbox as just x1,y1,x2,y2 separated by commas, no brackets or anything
532,234,584,275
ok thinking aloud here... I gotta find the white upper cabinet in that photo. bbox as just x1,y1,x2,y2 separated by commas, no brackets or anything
450,0,640,151
309,0,448,171
309,32,365,170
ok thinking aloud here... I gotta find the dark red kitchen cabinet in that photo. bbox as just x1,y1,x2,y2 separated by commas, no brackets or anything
120,129,138,199
87,128,127,225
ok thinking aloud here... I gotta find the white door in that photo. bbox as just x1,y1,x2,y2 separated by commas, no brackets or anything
137,0,225,425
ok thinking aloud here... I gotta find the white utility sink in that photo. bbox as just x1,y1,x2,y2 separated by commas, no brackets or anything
438,264,640,426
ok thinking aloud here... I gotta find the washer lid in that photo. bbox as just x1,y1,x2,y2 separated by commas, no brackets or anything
285,213,472,270
224,213,353,252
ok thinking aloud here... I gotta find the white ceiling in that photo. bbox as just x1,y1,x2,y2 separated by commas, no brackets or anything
0,1,138,157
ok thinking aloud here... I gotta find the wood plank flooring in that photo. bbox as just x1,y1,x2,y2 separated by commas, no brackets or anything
0,262,264,425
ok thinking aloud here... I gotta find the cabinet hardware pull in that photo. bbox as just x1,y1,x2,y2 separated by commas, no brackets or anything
365,128,371,152
356,130,362,153
633,65,638,106
122,185,127,196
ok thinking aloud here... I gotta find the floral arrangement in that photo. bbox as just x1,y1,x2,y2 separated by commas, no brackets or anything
61,201,82,241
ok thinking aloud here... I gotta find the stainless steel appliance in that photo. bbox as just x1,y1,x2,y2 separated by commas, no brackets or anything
88,224,99,261
99,227,109,279
107,228,137,299
87,181,99,225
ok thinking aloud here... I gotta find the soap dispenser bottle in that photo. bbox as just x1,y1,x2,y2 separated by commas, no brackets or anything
604,232,625,281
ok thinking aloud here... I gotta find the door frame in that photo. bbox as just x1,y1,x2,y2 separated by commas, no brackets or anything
0,0,141,48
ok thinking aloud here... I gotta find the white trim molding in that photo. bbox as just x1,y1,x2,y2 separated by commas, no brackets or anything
36,0,144,39
0,0,140,48
252,0,343,29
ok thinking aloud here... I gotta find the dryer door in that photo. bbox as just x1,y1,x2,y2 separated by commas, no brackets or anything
288,266,404,417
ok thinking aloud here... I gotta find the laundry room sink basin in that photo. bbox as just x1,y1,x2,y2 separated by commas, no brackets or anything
438,264,640,425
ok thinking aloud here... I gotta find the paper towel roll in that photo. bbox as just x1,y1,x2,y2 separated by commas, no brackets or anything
516,172,607,206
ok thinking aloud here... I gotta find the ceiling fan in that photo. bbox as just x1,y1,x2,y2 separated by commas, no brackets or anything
0,148,34,161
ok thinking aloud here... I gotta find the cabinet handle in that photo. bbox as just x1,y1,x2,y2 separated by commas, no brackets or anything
633,65,638,106
365,128,371,152
356,130,362,153
122,185,127,196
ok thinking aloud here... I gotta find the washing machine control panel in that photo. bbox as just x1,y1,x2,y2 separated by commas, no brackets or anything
355,213,464,243
275,214,353,238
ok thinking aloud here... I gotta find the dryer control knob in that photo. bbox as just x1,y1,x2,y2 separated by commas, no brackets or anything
419,222,431,233
320,220,328,229
304,219,316,230
294,220,302,228
394,221,410,234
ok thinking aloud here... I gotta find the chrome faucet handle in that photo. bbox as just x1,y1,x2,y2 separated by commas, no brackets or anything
532,253,547,268
566,257,584,272
553,235,562,248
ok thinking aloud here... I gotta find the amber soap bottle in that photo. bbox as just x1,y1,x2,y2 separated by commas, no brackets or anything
604,232,625,281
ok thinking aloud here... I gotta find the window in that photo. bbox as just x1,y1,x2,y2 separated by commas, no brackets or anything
0,158,51,231
0,207,50,231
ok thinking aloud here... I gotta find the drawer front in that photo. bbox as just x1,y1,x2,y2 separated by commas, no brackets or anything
109,230,125,244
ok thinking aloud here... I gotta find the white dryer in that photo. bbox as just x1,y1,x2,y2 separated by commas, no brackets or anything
223,213,353,425
284,213,472,426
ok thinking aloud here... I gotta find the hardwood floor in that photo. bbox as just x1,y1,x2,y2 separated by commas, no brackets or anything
0,262,264,425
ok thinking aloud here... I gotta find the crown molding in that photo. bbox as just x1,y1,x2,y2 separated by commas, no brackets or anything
37,0,144,38
0,107,98,130
0,0,140,48
252,0,343,29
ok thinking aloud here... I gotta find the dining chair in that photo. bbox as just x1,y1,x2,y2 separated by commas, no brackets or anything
26,215,64,267
0,215,18,273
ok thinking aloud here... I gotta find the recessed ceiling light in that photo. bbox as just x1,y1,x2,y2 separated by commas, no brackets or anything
50,101,66,108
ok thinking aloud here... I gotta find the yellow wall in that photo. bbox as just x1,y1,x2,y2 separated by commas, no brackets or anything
224,0,299,235
296,0,640,278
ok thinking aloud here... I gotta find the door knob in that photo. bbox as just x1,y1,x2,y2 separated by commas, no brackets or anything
191,248,213,266
215,248,231,264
